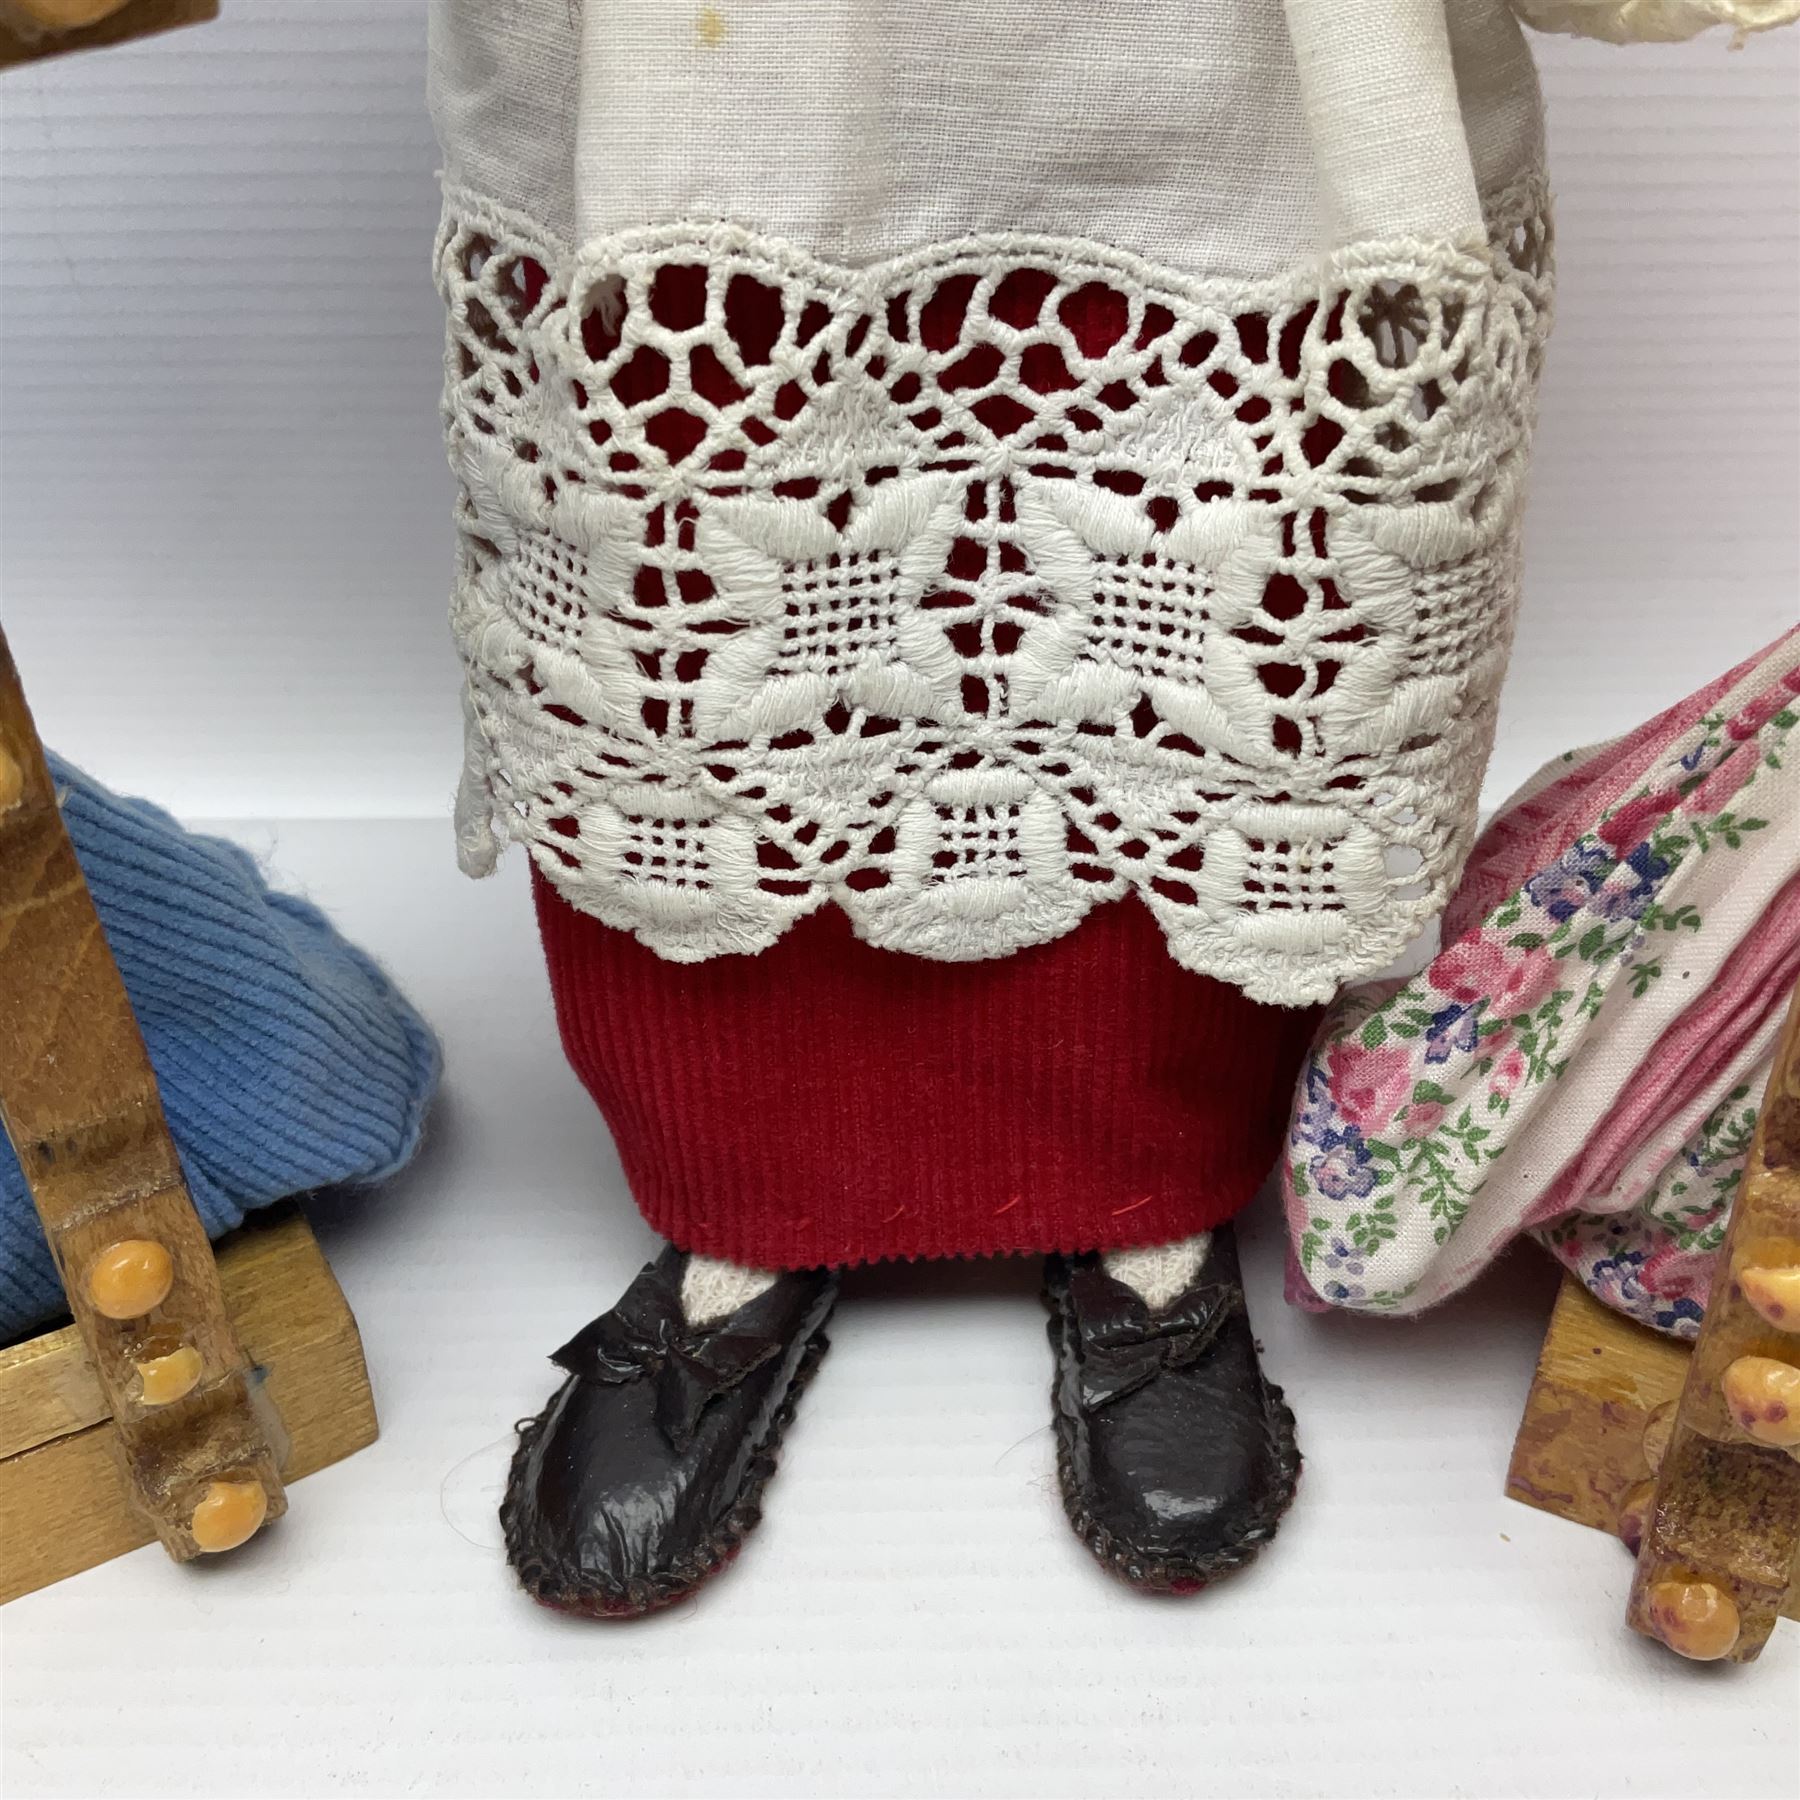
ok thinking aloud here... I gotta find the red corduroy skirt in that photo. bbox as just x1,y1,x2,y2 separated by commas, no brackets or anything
534,874,1316,1270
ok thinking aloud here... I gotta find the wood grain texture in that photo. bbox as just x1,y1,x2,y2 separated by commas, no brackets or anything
1506,1275,1688,1535
0,1207,377,1604
0,0,214,65
1625,981,1800,1661
0,625,285,1560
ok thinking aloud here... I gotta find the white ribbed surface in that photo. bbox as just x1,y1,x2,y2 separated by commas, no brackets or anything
2,819,1795,1800
0,5,450,817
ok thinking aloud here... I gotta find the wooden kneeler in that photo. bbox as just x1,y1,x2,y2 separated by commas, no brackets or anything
1508,982,1800,1663
0,630,377,1604
0,0,217,69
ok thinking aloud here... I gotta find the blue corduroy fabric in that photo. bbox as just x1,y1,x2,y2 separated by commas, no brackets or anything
0,757,440,1340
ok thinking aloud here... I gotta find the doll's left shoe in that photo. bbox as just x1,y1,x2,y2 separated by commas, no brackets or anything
501,1247,837,1618
1044,1225,1300,1594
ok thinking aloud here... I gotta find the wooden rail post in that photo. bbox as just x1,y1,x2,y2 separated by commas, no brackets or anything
0,626,287,1562
1625,983,1800,1662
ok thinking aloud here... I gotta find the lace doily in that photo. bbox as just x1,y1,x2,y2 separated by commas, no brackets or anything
437,180,1552,1004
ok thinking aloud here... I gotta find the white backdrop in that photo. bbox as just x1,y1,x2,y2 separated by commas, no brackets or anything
1,12,1799,1800
0,3,1795,822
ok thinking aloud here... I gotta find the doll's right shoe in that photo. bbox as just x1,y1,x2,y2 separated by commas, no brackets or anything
1044,1226,1300,1594
501,1246,837,1618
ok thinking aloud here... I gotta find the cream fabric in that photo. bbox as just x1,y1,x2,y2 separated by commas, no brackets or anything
428,3,582,243
1284,0,1483,243
430,0,1545,279
679,1254,778,1326
1105,1234,1213,1312
1511,0,1800,41
683,1237,1214,1318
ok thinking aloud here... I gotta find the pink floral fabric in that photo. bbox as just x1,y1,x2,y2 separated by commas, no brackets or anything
1282,629,1800,1337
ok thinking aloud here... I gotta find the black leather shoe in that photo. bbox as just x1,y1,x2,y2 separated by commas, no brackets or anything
501,1247,837,1618
1044,1226,1300,1593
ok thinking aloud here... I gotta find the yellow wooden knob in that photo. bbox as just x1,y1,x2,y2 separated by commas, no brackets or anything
190,1480,268,1554
135,1345,203,1407
1645,1579,1739,1661
1739,1265,1800,1331
0,747,22,811
85,1239,174,1320
1721,1356,1800,1448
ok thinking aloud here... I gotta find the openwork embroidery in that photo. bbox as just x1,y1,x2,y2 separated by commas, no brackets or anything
437,181,1553,1003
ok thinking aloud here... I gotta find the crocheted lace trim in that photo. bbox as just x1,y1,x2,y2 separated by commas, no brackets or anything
438,180,1552,1004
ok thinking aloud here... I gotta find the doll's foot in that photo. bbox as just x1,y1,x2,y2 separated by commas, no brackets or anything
1044,1224,1300,1594
501,1246,837,1619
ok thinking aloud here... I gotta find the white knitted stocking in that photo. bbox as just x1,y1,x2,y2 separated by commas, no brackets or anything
682,1239,1213,1321
1104,1233,1212,1314
680,1253,780,1326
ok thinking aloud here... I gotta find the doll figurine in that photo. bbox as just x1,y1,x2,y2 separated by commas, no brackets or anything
426,0,1793,1617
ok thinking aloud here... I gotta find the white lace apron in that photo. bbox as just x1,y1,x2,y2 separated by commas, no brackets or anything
432,0,1554,1004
